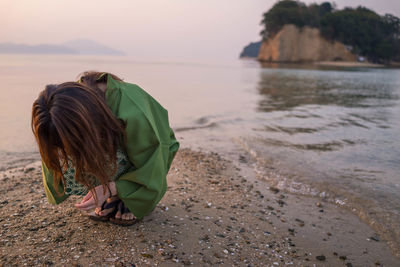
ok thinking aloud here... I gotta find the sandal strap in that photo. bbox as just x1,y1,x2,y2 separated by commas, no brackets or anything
102,197,121,210
106,184,112,198
120,202,132,214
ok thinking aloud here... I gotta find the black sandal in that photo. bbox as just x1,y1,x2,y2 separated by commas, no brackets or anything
88,186,121,222
109,201,139,226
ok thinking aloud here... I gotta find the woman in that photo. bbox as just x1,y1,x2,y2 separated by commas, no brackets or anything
31,71,179,225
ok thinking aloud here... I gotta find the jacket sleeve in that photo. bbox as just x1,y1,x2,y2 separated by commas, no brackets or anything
107,77,179,219
41,162,69,204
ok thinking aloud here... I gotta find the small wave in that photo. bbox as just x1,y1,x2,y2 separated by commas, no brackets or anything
194,116,210,125
264,125,324,135
175,115,243,132
259,137,364,152
174,122,218,132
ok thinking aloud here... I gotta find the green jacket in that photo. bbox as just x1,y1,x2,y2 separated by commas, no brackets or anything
41,75,179,219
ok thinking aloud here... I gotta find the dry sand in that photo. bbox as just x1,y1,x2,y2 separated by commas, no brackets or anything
0,148,399,266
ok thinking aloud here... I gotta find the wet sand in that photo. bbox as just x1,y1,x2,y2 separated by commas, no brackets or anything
0,148,399,266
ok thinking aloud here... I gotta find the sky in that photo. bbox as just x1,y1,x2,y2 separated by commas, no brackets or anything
1,0,399,61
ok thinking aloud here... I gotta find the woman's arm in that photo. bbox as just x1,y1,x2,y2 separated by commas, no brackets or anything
41,162,69,204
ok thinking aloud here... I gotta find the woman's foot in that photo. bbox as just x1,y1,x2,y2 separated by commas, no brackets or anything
88,196,120,221
110,201,137,226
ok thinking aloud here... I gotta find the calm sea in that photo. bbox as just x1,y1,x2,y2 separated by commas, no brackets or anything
1,54,399,250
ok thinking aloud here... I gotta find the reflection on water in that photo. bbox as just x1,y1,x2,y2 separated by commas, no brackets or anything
255,69,400,164
258,70,399,112
246,67,400,254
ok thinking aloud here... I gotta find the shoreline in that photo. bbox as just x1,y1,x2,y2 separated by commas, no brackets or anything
249,58,392,68
314,61,385,68
0,148,399,266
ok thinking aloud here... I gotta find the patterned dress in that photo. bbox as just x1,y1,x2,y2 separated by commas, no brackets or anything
63,148,133,196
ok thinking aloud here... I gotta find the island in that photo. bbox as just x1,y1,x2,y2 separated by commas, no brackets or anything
240,0,400,66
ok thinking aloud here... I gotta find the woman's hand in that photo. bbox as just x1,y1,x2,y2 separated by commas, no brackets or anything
75,182,117,211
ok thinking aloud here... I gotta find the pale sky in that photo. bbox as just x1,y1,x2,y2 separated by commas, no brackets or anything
1,0,399,61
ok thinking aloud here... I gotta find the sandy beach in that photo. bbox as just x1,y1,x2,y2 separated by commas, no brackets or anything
0,148,399,266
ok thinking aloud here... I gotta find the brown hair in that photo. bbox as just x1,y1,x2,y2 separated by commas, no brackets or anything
31,78,125,196
77,71,123,97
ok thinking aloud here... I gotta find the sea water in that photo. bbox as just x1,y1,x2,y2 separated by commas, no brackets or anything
0,54,399,251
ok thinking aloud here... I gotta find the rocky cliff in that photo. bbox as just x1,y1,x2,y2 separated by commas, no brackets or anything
258,24,356,62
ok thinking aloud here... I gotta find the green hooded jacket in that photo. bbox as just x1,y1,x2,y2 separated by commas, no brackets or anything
41,74,179,219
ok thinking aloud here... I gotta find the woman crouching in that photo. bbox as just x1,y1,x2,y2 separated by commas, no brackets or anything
31,72,179,225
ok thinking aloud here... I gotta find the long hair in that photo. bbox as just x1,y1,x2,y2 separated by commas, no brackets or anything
31,79,125,196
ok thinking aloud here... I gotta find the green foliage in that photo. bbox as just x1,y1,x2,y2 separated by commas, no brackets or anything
260,0,400,63
260,0,309,37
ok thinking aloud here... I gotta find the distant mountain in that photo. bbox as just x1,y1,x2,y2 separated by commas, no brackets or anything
62,39,125,56
239,41,262,58
0,42,77,54
0,39,125,56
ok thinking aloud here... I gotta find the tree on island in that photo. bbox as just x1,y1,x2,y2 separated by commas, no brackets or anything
260,0,400,63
